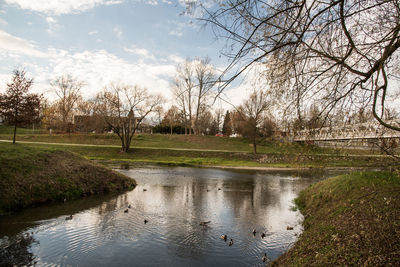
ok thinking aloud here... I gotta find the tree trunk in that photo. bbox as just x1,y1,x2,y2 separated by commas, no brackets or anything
253,137,257,154
13,123,17,144
13,109,17,144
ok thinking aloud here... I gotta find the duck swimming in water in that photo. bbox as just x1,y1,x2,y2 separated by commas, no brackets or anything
228,239,233,246
144,219,148,224
262,253,267,262
128,204,131,208
199,221,211,226
220,235,227,241
124,209,129,213
65,215,73,220
261,232,266,238
252,229,257,235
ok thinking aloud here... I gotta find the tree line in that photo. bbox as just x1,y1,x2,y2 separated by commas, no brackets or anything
1,59,396,154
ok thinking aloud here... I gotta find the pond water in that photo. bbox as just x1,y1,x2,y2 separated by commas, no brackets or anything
0,165,344,266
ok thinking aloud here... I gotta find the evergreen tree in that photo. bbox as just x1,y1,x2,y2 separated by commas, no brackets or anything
222,110,232,136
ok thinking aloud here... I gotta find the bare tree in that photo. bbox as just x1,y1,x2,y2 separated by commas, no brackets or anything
172,58,216,135
51,75,83,131
95,84,163,152
192,0,400,131
173,61,194,134
162,105,181,135
236,90,270,154
193,57,216,134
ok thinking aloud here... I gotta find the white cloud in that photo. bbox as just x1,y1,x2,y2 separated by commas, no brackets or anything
168,30,183,37
145,0,159,5
45,16,62,34
46,17,56,23
43,49,175,100
167,20,198,37
0,18,8,28
0,30,46,57
88,30,98,35
167,54,184,64
4,0,124,15
113,26,122,39
124,46,155,60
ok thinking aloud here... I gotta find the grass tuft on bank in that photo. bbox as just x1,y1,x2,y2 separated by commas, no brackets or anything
0,143,136,214
273,171,400,266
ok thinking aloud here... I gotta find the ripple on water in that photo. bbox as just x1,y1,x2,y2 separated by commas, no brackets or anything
0,166,329,266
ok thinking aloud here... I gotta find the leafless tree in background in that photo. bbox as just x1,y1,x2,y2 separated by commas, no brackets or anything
95,84,163,152
191,0,400,131
235,89,270,154
51,75,83,131
173,58,216,135
193,57,216,134
162,105,181,134
173,60,194,134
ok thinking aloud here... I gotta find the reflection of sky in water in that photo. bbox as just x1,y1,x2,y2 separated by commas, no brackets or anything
0,166,332,266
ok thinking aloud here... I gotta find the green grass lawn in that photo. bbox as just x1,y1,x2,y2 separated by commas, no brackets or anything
0,125,379,156
0,141,393,169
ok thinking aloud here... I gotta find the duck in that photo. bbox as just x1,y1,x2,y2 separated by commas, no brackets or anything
252,229,257,235
199,221,211,226
124,209,129,213
228,239,233,246
287,226,294,230
261,232,266,238
218,188,221,191
65,215,73,220
128,204,131,209
143,189,147,192
144,219,148,224
262,253,267,262
220,235,227,241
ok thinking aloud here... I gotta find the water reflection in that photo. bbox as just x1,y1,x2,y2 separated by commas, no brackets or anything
0,165,346,266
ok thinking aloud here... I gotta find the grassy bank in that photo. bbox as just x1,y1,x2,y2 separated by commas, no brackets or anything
0,143,136,214
0,141,393,168
0,126,380,155
273,171,400,266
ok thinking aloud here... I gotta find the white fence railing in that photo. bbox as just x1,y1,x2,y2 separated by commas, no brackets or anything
293,121,400,141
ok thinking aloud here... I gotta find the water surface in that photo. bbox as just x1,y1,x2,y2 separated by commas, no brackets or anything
0,165,343,266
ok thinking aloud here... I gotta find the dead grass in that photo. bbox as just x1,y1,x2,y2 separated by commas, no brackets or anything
0,143,136,214
273,171,400,266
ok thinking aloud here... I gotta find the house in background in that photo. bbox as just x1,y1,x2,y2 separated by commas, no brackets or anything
73,115,106,133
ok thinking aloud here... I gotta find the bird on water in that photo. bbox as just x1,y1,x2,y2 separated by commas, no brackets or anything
261,232,266,238
262,253,267,262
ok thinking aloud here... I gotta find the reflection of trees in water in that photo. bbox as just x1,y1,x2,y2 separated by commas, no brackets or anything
0,232,37,266
161,182,212,261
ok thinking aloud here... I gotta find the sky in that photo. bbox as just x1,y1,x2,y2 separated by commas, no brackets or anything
0,0,248,109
